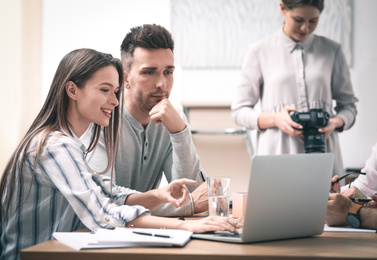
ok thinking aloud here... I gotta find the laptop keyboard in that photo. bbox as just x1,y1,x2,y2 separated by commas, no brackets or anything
214,230,242,237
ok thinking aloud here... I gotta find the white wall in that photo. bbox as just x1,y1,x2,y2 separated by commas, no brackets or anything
41,0,181,104
339,0,377,169
41,0,377,170
0,0,22,173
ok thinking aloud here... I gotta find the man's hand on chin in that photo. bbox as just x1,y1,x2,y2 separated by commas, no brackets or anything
149,98,186,133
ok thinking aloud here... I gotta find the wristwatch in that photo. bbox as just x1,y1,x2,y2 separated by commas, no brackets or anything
346,203,363,228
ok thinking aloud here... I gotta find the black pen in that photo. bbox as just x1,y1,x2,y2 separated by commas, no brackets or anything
331,172,351,186
132,230,172,238
199,170,206,182
331,172,366,186
350,198,372,203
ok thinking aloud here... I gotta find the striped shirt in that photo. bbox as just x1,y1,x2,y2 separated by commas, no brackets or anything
1,131,149,260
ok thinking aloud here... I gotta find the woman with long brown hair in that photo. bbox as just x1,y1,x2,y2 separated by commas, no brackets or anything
1,48,238,260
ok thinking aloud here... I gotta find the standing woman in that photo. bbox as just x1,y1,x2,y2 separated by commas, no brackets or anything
231,0,357,175
1,49,238,260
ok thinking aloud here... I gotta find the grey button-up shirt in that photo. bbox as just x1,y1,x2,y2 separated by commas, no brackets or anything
83,106,204,217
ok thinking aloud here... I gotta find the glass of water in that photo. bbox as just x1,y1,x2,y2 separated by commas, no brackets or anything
207,176,230,217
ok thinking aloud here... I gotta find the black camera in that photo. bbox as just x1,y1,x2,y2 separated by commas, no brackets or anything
290,109,330,153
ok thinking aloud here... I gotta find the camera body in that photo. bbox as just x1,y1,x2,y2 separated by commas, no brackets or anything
290,109,330,153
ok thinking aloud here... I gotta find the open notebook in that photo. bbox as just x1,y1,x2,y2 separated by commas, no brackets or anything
192,153,334,243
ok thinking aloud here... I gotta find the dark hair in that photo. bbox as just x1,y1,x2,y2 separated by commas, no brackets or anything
0,48,124,218
282,0,324,13
120,24,174,71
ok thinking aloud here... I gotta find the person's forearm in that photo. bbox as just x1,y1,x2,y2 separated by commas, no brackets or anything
126,214,187,230
169,126,203,191
125,189,162,210
360,207,377,230
330,116,345,130
258,112,276,129
151,200,193,217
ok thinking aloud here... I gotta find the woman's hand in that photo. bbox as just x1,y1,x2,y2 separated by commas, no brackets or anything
125,178,197,210
159,178,197,208
318,116,344,140
342,186,367,199
330,175,341,193
182,216,240,234
275,106,303,136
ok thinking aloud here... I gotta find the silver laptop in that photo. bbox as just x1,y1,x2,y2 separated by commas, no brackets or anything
192,153,334,243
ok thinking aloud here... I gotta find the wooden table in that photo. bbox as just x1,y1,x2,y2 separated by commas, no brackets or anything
21,231,377,260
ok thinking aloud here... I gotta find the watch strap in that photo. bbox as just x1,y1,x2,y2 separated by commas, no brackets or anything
348,203,363,215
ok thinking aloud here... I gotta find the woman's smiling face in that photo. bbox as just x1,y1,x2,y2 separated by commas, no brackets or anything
68,65,120,136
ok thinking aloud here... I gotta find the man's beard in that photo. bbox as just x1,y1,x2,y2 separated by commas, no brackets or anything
135,91,169,113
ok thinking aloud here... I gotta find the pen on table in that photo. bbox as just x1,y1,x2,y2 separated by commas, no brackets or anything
331,172,366,186
132,230,173,238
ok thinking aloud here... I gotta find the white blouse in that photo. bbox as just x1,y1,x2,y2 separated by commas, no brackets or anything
231,29,358,175
348,142,377,196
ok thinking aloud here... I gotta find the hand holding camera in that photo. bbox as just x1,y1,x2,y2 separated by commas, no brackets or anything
272,106,303,137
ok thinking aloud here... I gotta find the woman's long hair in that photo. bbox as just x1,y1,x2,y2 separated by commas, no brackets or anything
0,48,124,218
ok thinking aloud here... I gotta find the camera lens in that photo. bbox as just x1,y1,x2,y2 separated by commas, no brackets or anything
303,128,326,153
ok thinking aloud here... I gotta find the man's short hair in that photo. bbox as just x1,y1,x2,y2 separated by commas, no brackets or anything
120,24,174,71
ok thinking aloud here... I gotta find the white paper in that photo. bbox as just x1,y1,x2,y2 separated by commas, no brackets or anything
53,227,193,250
324,224,376,233
96,228,192,246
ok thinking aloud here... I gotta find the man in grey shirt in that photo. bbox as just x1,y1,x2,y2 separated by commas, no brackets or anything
82,24,208,216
